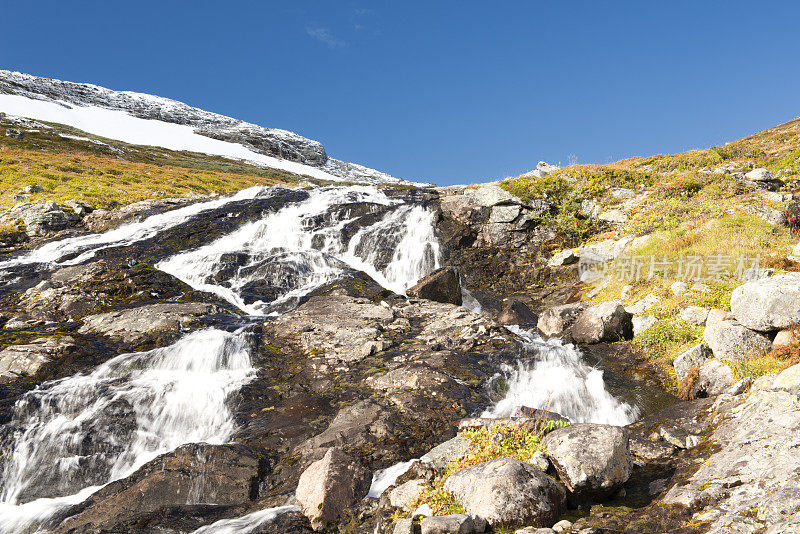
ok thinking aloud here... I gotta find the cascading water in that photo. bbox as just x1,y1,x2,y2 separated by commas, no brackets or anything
0,329,255,532
156,186,441,314
482,326,638,425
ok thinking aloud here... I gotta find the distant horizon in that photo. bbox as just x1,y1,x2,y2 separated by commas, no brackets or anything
1,1,798,185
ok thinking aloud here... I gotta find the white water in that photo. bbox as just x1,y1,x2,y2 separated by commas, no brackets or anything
157,186,440,314
366,459,416,499
190,505,300,534
0,329,255,531
0,186,268,273
482,327,638,425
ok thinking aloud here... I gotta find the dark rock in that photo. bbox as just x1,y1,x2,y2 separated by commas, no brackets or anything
408,267,462,306
496,298,537,326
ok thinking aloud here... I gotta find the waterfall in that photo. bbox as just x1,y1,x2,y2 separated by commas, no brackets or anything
482,327,638,425
0,329,255,531
157,186,440,314
189,505,300,534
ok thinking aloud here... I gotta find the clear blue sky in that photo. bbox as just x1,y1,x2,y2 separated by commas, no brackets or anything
2,1,799,185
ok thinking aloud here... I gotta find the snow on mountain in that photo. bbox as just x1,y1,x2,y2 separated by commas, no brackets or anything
0,70,404,185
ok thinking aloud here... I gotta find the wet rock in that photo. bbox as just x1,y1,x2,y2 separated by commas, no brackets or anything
496,298,537,326
408,267,462,306
569,301,633,344
537,302,587,337
420,514,485,533
542,423,632,501
444,458,566,527
731,273,800,332
295,447,371,529
0,336,76,380
680,306,710,325
54,443,268,533
702,318,771,360
78,302,222,345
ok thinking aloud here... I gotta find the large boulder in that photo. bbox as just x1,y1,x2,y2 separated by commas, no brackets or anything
569,301,633,344
295,447,371,529
730,273,800,331
673,344,711,383
444,458,566,527
496,298,537,326
54,444,267,532
22,201,79,237
537,302,587,337
703,319,771,360
542,423,632,501
408,267,462,306
692,359,736,397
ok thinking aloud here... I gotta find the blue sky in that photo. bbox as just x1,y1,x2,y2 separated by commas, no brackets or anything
1,1,799,185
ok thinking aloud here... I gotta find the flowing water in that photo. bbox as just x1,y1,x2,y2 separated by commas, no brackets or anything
0,184,638,532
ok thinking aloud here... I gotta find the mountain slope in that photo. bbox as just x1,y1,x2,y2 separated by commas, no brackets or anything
0,70,403,185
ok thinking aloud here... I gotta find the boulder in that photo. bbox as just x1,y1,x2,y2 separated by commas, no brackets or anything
55,443,266,532
408,267,462,306
693,360,736,397
673,344,711,383
703,319,771,360
470,185,519,207
670,281,688,297
548,249,578,267
745,168,773,181
731,273,800,331
23,184,43,193
598,209,628,225
295,447,371,529
625,294,660,315
389,479,425,510
537,302,587,337
569,301,633,344
22,201,78,237
420,435,472,478
632,315,657,336
771,364,800,391
0,336,76,380
420,514,485,534
542,423,632,501
444,458,566,527
680,306,710,325
774,328,799,348
496,299,537,326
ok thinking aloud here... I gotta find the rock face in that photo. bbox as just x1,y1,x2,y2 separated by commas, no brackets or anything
78,302,222,344
295,447,371,529
407,267,463,305
0,336,76,380
54,443,267,533
444,458,566,527
569,301,633,344
537,302,587,337
542,423,632,501
702,318,771,360
730,273,800,331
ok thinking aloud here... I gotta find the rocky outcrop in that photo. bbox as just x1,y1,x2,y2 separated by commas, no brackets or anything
444,458,566,527
543,423,632,501
407,267,462,305
0,336,76,380
569,301,633,344
730,273,800,331
54,443,268,533
78,302,224,345
295,447,371,529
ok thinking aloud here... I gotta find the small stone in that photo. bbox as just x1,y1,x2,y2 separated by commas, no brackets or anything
389,479,425,510
620,285,633,300
598,209,628,225
773,329,798,347
527,451,549,472
552,520,573,533
690,282,709,292
548,249,578,267
625,294,660,315
394,518,415,534
412,504,434,518
23,184,43,193
671,281,688,297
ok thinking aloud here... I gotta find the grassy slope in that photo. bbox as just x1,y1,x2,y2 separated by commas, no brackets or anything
501,114,800,389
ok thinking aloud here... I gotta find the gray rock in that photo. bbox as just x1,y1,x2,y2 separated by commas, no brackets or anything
444,458,565,527
5,128,24,139
527,451,550,472
771,364,800,391
470,185,519,207
671,281,688,297
703,319,771,360
23,184,43,193
773,328,798,348
420,435,472,477
673,344,711,383
628,435,675,462
745,168,773,181
569,301,633,344
537,302,588,337
393,518,414,534
514,529,555,534
548,249,578,267
496,299,537,326
489,204,520,223
580,199,602,219
420,514,484,534
408,267,462,306
625,294,660,315
295,447,371,528
0,336,76,379
706,308,731,325
552,520,573,533
64,199,94,216
680,306,710,325
598,209,628,225
693,360,736,397
22,201,78,237
542,423,632,501
389,479,425,510
632,315,657,336
731,273,800,331
725,377,752,396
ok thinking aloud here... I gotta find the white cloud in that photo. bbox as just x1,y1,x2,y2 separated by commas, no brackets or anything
306,26,346,48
